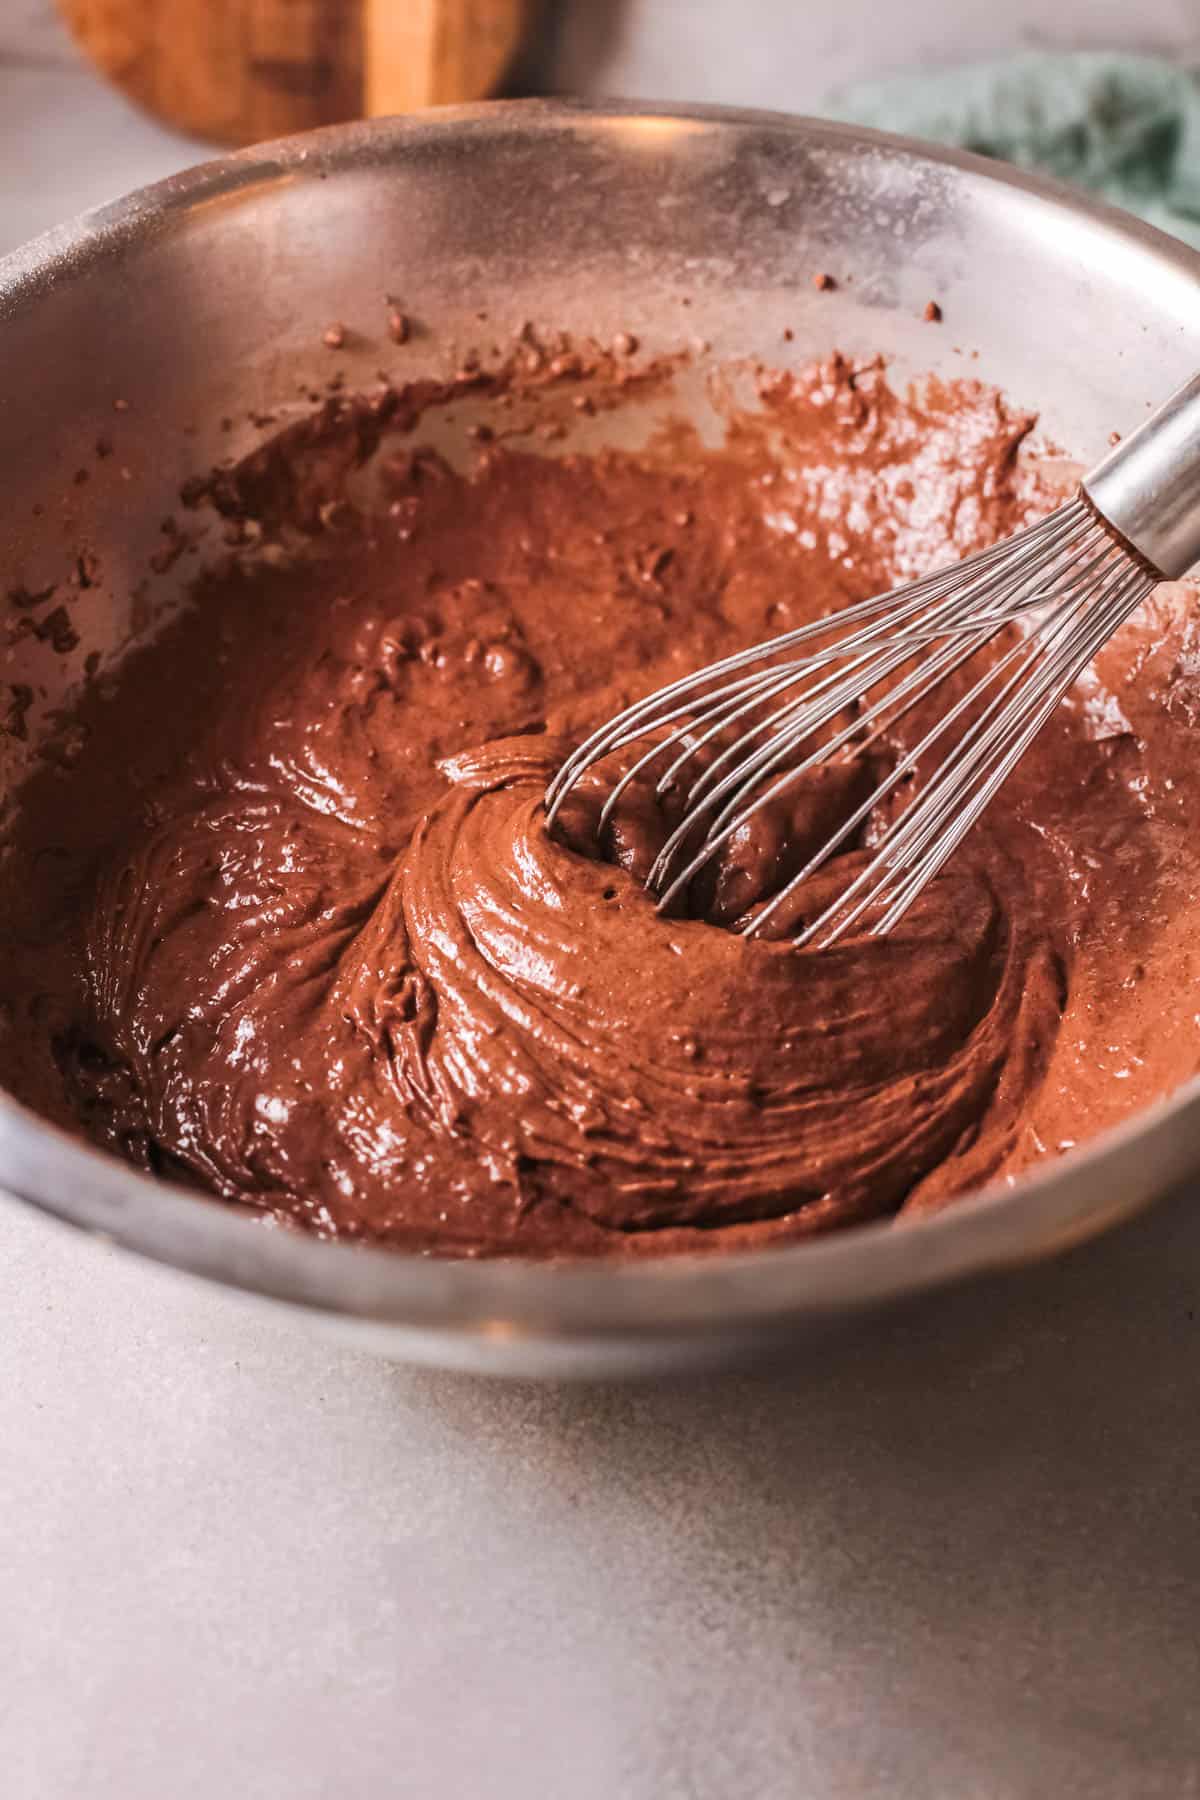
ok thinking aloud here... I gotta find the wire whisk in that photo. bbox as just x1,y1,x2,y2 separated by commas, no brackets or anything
545,370,1200,946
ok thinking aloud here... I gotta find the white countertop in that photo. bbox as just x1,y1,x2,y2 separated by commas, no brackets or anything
4,6,1200,1795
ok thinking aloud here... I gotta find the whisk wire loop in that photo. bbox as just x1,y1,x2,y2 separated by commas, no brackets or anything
546,493,1159,946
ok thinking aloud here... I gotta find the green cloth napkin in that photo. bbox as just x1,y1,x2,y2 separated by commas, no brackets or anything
824,51,1200,249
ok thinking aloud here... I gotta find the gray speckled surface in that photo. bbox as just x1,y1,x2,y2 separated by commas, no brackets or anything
6,1192,1200,1798
5,4,1200,1795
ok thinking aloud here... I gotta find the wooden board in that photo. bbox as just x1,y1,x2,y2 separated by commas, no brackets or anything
365,0,532,117
59,0,532,147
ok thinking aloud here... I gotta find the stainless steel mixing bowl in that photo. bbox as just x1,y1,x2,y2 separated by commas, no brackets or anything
2,101,1199,1376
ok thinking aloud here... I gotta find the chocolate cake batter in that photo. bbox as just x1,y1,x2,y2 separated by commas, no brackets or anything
3,351,1199,1257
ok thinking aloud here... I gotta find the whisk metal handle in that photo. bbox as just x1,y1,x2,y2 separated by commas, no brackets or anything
1084,371,1200,580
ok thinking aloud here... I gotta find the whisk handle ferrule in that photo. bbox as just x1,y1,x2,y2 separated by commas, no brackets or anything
1083,371,1200,581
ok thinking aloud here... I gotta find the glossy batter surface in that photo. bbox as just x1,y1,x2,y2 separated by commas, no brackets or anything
3,354,1199,1256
